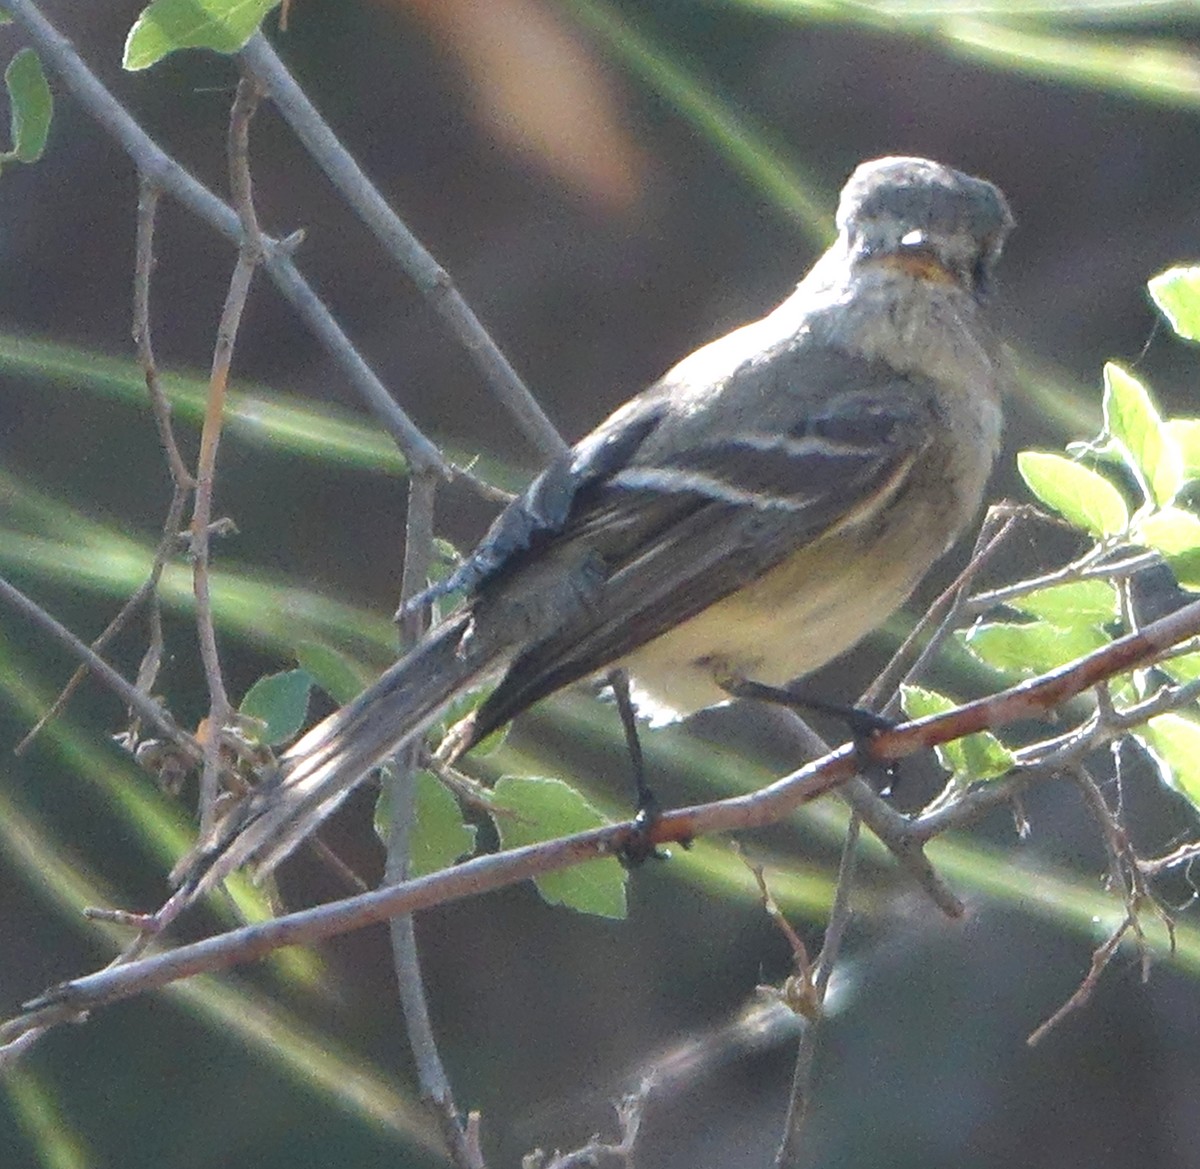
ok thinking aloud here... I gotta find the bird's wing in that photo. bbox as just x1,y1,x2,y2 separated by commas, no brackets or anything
459,363,939,745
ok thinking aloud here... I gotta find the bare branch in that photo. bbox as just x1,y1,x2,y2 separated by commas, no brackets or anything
526,1078,654,1169
133,179,194,491
965,547,1161,617
385,471,486,1168
15,181,195,756
761,708,965,918
0,573,200,761
3,0,447,476
237,34,566,462
189,78,265,831
1026,912,1139,1047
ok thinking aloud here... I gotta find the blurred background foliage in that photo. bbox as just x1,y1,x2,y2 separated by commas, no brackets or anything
4,1,1200,1166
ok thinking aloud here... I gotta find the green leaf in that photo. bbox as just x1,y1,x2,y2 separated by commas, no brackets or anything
410,771,477,877
960,620,1109,678
374,771,478,877
1136,507,1200,556
1008,579,1117,628
901,684,955,722
901,685,1014,783
124,0,281,70
492,776,626,919
1139,713,1200,809
1017,451,1129,537
1167,419,1200,483
294,640,372,706
1159,651,1200,687
1149,266,1200,343
239,668,313,746
1135,508,1200,589
1103,363,1182,507
3,49,52,166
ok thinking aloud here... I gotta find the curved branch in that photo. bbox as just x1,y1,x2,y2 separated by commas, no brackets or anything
7,593,1200,1047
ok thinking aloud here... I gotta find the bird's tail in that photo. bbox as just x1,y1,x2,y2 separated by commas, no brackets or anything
173,613,504,897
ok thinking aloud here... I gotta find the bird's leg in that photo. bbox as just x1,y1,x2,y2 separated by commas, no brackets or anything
608,668,669,864
718,676,899,794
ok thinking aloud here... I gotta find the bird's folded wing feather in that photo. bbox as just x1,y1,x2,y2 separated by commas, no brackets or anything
461,375,935,742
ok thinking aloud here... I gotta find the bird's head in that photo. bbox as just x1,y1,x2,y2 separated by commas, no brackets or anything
837,156,1014,299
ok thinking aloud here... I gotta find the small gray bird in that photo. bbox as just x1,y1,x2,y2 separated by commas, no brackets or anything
181,156,1014,893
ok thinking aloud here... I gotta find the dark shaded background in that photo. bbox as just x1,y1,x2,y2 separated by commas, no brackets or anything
4,2,1200,1166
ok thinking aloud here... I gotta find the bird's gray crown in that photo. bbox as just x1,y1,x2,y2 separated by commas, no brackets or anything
836,156,1014,294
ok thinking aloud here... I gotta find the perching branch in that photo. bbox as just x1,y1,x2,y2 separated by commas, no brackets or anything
7,592,1200,1049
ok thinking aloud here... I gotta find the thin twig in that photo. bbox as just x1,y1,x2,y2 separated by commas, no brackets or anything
526,1078,654,1168
1139,840,1200,877
909,675,1200,844
1026,912,1138,1047
0,574,200,760
237,33,566,463
189,78,264,832
386,471,485,1169
760,709,964,918
964,547,1161,617
133,179,194,491
15,180,195,756
3,0,448,478
772,809,861,1168
861,503,1031,714
741,854,821,1169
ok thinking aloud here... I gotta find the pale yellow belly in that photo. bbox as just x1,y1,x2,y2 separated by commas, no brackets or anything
616,510,950,722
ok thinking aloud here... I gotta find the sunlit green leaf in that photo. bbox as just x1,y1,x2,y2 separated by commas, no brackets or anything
1159,651,1200,687
492,776,626,919
1018,450,1129,537
1162,551,1200,592
1139,713,1200,809
239,668,313,746
1167,419,1200,483
1008,579,1118,627
901,684,1013,783
3,48,52,166
1135,508,1200,589
1103,363,1181,507
1149,266,1200,343
901,684,955,722
1136,507,1200,556
124,0,281,70
960,620,1109,678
